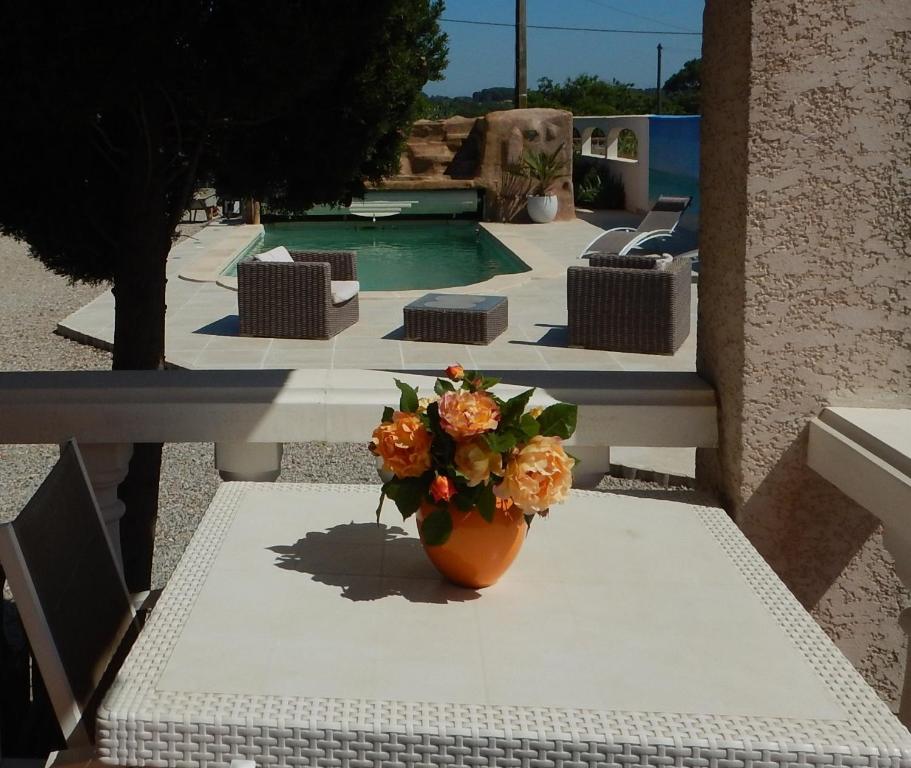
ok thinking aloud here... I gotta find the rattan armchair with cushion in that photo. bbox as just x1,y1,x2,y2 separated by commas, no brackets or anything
567,254,691,355
238,250,359,339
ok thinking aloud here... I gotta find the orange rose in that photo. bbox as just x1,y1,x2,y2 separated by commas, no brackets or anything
429,474,457,503
495,435,574,513
437,390,500,440
370,411,432,478
445,364,465,381
454,438,503,487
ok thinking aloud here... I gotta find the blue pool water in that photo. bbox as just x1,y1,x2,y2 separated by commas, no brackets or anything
224,221,529,291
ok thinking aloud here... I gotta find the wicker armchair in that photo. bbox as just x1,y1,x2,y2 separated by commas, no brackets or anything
238,250,359,339
567,254,691,354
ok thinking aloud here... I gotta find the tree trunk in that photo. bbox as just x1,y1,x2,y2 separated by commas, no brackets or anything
113,211,171,593
242,197,260,224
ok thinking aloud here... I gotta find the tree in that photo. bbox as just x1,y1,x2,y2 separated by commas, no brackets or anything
0,0,446,590
471,86,513,103
663,58,702,114
528,74,654,116
664,57,702,92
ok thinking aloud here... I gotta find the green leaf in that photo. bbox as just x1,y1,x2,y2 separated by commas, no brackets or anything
519,413,540,438
500,388,536,427
524,513,535,532
537,403,578,439
384,476,428,519
434,378,455,396
375,491,386,523
452,491,474,511
421,508,453,546
381,406,394,423
394,378,419,413
426,402,456,465
460,371,500,392
477,485,495,523
484,431,517,453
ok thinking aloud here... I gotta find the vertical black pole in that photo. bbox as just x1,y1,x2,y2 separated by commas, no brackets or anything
656,43,663,114
515,0,527,108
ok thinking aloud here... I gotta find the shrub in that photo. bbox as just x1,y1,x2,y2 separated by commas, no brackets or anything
573,157,625,209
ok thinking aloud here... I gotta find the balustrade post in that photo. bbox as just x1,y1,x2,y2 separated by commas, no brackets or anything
215,441,283,482
569,445,610,490
579,127,594,156
77,442,133,574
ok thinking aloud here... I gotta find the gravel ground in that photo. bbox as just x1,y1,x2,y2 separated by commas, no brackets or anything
0,223,698,590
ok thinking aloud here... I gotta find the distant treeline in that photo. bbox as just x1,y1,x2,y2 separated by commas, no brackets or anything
417,59,701,120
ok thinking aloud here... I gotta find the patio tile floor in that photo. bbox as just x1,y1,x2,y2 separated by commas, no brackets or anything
58,216,697,375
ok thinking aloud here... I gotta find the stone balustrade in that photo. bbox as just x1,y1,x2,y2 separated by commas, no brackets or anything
0,368,717,569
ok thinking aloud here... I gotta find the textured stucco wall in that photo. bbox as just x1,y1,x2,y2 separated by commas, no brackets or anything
698,0,911,706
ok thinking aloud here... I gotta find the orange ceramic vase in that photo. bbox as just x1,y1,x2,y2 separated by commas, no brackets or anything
416,502,525,589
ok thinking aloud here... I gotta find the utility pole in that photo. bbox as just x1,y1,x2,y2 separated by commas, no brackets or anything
515,0,527,108
656,43,663,115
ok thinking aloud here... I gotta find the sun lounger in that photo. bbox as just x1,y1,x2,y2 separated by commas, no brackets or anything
580,195,692,258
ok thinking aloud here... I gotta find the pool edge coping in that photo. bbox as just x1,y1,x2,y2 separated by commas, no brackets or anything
177,222,265,283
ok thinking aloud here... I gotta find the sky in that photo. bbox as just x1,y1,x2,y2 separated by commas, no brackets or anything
424,0,705,97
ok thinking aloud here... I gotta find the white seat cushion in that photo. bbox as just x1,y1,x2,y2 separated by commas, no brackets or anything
654,254,674,271
330,280,360,305
254,246,293,263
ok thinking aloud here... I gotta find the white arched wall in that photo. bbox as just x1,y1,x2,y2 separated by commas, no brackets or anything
574,115,650,214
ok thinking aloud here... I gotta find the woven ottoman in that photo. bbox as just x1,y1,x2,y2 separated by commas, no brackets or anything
404,293,508,345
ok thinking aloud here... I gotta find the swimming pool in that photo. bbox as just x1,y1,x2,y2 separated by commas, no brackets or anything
222,221,529,291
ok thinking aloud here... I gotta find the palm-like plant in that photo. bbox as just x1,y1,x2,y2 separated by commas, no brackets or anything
520,143,568,196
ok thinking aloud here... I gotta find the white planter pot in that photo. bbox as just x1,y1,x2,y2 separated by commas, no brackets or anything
527,194,559,223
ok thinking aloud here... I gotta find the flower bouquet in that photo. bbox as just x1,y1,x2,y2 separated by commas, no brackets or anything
369,365,578,587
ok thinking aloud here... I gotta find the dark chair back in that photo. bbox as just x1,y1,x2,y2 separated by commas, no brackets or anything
0,440,137,747
635,195,692,234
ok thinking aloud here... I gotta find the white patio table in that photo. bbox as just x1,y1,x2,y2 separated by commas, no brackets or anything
96,483,911,768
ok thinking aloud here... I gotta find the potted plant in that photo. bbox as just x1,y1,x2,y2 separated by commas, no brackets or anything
370,365,578,589
521,143,568,223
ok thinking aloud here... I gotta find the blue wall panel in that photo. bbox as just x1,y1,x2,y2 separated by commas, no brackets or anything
648,115,700,242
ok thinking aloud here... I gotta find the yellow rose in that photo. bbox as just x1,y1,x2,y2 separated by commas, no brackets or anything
417,396,437,414
454,438,504,487
495,435,574,513
438,390,500,441
370,411,432,478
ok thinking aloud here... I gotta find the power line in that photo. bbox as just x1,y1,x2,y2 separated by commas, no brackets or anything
440,17,702,36
579,0,696,33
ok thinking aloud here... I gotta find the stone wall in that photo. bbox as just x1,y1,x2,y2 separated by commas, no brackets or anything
476,109,575,223
698,0,911,705
397,116,480,179
390,109,575,222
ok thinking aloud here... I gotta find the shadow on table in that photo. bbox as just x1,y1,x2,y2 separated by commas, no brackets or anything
268,522,481,604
